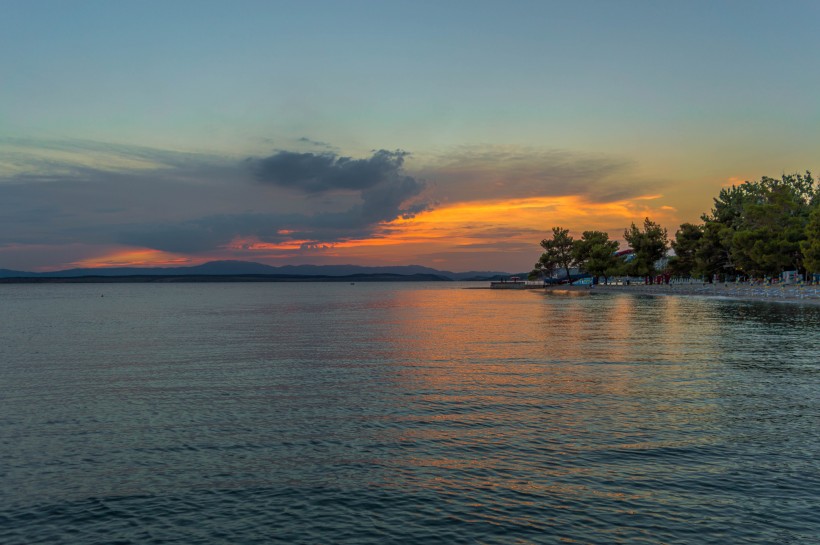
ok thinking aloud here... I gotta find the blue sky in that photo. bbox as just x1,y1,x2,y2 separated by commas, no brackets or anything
1,1,818,271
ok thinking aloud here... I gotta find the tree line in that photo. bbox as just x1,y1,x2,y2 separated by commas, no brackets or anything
532,171,820,283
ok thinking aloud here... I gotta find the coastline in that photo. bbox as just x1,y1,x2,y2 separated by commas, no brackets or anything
592,282,820,305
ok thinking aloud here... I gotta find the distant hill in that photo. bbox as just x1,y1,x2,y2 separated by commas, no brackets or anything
0,260,522,281
0,272,452,284
0,269,31,277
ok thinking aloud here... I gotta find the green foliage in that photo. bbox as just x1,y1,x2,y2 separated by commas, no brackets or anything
801,203,820,275
732,180,810,276
702,185,746,227
623,217,668,277
694,221,734,278
532,252,557,280
572,230,620,282
531,171,818,282
700,172,815,278
668,223,702,276
537,227,575,283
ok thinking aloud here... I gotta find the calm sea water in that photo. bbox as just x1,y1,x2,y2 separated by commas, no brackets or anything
1,282,818,544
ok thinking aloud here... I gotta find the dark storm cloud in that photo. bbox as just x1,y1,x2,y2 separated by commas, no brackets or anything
251,149,416,193
113,148,430,253
360,174,427,221
117,180,433,254
102,148,429,254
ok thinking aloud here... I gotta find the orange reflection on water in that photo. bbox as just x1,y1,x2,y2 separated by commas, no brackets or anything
382,288,650,396
367,286,722,510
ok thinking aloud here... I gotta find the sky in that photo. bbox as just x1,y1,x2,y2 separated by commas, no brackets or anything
2,1,819,272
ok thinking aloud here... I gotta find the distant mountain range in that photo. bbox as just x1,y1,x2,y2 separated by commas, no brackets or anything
0,260,525,282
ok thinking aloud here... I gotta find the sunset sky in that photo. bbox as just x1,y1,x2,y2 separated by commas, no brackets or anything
2,1,819,272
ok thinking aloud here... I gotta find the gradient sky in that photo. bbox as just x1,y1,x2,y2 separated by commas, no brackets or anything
2,1,818,272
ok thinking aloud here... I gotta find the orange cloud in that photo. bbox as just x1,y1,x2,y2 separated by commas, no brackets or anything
67,194,680,272
387,195,678,240
70,249,196,268
231,194,681,269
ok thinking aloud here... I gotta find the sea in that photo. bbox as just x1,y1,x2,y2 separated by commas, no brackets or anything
1,282,818,544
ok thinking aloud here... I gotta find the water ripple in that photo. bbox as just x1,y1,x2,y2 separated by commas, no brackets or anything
1,283,819,544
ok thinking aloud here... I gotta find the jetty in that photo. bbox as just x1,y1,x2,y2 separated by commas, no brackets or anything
490,276,528,289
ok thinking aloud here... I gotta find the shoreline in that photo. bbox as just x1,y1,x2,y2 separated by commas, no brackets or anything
592,283,820,305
